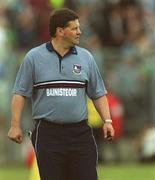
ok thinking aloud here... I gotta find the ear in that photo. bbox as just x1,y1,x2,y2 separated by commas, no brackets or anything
56,27,64,37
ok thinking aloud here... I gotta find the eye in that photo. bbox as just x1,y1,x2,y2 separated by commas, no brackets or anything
72,27,78,30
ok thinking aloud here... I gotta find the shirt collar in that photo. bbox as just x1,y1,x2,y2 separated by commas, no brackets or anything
46,41,77,55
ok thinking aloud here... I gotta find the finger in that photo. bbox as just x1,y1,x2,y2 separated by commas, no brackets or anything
14,139,22,144
104,128,108,138
11,137,20,143
107,137,113,141
105,131,112,140
106,135,113,141
10,136,23,144
17,135,23,144
111,130,115,137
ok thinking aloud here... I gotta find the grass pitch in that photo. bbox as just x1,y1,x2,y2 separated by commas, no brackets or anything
98,163,155,180
0,163,155,180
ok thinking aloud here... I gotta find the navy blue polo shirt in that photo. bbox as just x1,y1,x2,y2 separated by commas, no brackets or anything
13,42,107,123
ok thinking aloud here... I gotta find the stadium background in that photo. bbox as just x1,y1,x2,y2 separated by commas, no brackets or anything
0,0,155,179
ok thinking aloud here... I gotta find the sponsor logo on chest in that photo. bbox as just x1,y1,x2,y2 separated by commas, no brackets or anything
46,88,77,96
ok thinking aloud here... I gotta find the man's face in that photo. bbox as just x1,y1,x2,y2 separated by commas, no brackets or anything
62,19,81,46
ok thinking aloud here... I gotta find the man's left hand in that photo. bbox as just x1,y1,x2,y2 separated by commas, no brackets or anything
103,123,115,141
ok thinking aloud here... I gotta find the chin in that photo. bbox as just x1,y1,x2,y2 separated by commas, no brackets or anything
70,40,80,47
74,41,80,45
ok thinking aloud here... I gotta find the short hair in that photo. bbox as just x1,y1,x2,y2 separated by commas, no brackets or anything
49,8,79,37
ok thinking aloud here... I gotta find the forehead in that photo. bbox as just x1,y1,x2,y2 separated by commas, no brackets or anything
66,19,80,28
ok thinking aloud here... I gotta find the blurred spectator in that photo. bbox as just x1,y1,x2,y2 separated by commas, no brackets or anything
136,124,155,163
28,0,52,43
86,34,105,77
0,3,16,164
15,3,37,49
89,1,125,47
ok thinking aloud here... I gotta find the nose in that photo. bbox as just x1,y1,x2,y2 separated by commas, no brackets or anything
77,28,82,35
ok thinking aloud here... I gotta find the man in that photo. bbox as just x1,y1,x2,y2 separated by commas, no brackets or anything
8,8,114,180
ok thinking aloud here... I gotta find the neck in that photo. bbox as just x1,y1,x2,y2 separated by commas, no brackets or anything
51,39,71,57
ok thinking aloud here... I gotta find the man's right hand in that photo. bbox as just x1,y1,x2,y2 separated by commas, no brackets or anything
8,126,23,144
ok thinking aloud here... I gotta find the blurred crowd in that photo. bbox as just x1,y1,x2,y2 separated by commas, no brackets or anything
1,0,155,164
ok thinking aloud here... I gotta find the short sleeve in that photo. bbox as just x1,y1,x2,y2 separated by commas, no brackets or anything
13,54,34,98
86,54,107,99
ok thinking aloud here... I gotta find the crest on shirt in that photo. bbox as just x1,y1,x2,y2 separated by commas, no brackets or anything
73,64,81,75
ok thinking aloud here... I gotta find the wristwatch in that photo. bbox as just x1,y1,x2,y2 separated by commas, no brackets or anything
104,119,112,123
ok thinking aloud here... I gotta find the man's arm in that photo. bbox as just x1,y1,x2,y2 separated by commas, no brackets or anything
92,95,115,140
8,94,26,144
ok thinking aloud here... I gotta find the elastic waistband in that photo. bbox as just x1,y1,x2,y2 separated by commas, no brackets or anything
34,119,88,128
